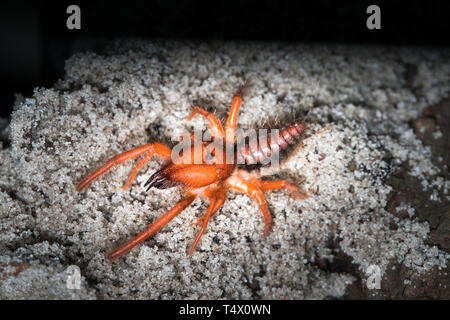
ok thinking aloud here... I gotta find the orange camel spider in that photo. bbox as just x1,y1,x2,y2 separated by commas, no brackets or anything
76,82,309,260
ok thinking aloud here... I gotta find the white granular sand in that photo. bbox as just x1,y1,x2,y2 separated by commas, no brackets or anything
0,40,448,299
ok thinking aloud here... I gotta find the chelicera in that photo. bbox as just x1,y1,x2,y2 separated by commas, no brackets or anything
76,82,309,260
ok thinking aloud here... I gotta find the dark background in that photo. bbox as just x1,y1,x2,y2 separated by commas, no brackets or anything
1,0,449,118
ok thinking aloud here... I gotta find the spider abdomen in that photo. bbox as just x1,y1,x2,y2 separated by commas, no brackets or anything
237,121,305,166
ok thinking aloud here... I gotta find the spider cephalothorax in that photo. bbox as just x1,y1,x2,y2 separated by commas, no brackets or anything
76,82,309,260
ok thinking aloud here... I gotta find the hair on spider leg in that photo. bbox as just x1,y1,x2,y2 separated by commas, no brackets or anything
289,105,312,124
261,118,267,128
274,113,280,127
301,107,312,123
235,79,253,98
301,122,335,144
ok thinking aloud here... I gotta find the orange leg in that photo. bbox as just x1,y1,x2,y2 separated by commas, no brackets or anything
190,190,226,227
260,180,309,199
107,196,196,260
225,82,248,142
187,106,224,138
189,189,226,255
226,176,273,237
225,95,243,142
76,143,172,191
189,197,217,255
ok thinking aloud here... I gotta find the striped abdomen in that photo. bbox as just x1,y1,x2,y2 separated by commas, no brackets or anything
236,121,305,166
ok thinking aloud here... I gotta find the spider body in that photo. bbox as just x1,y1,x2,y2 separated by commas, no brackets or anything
76,83,308,260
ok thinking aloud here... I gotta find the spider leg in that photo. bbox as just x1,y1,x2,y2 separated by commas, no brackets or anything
121,151,155,190
225,176,273,237
187,106,224,138
107,195,196,260
189,197,216,254
225,81,249,142
259,180,309,199
189,188,226,227
225,93,243,142
76,143,172,191
189,188,226,255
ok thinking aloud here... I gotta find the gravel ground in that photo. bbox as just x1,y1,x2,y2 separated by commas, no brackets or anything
0,40,449,299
